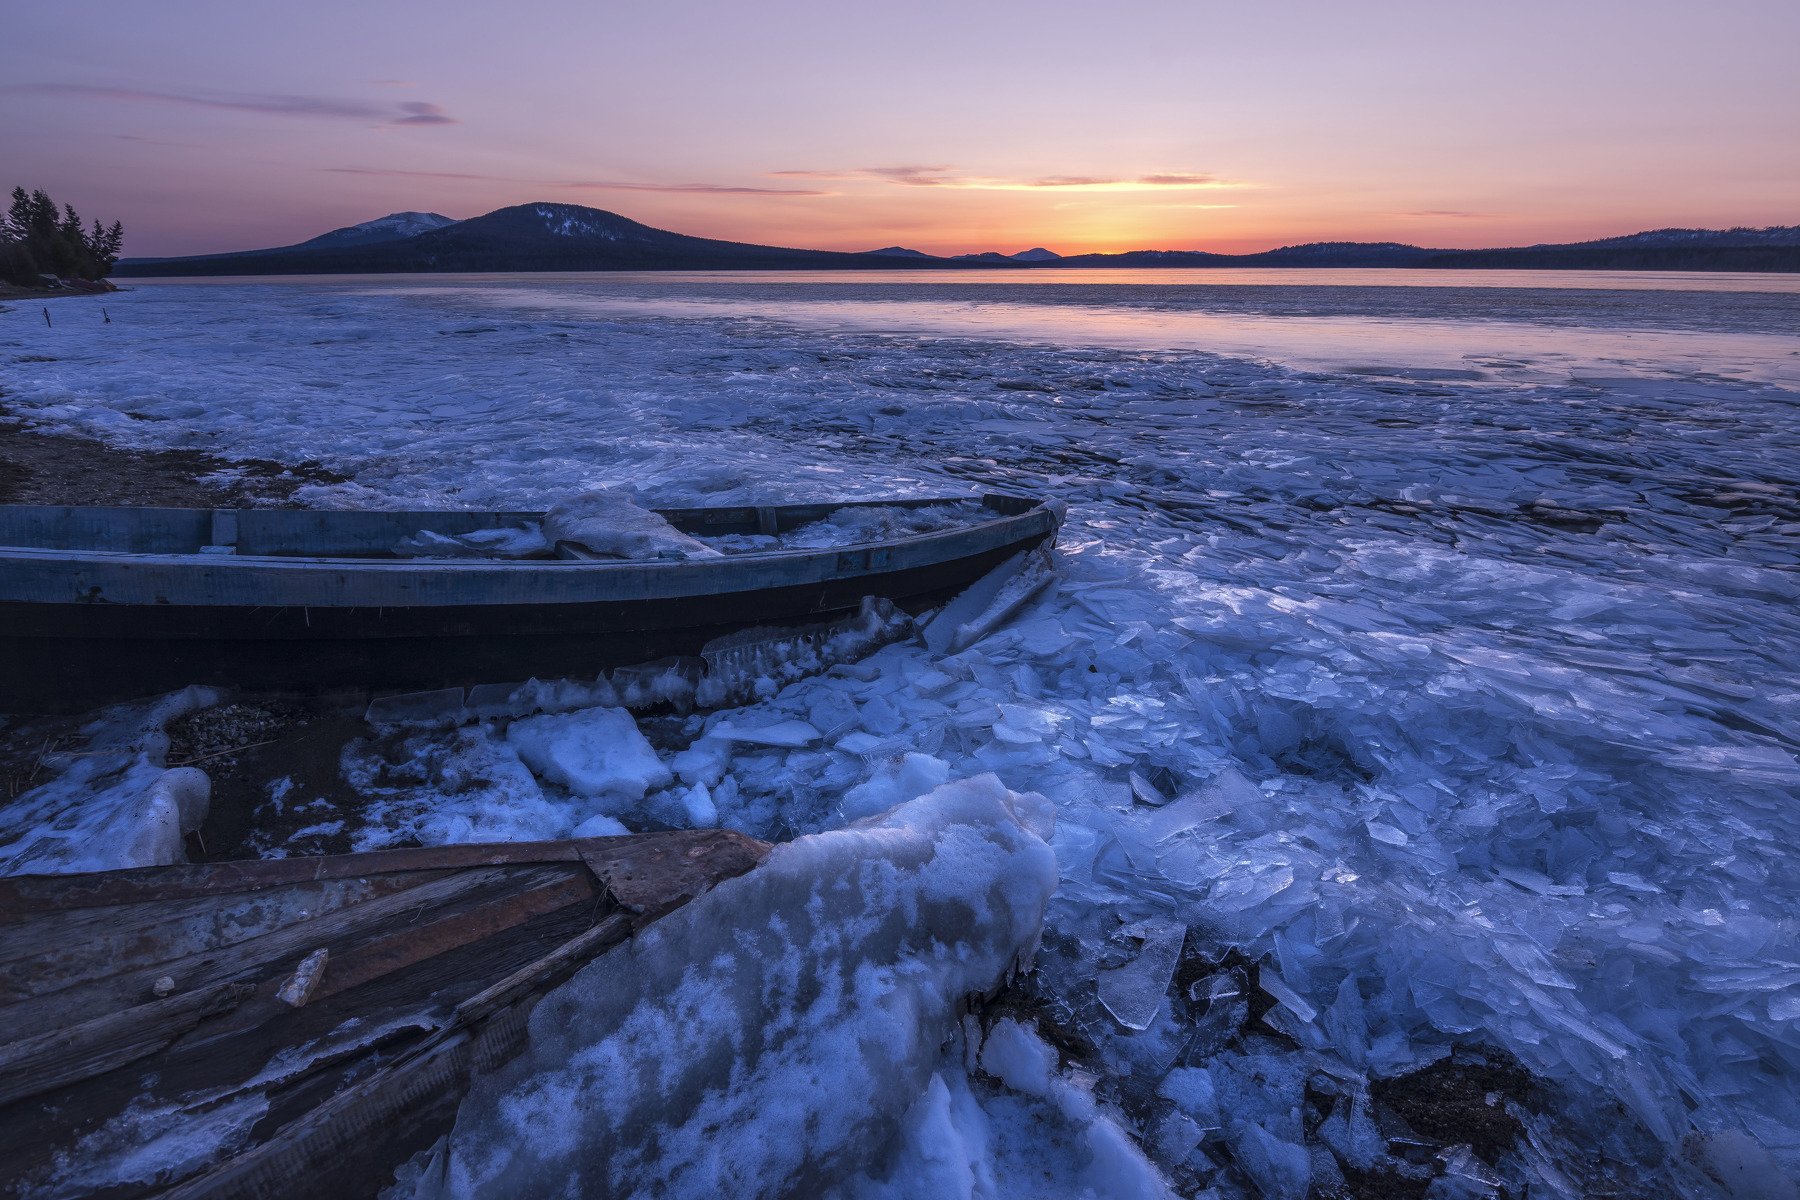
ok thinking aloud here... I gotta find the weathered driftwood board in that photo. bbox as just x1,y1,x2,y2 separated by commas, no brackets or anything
0,831,769,1199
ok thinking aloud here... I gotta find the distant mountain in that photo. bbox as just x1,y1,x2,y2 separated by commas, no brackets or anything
118,204,989,276
1412,226,1800,271
115,209,1800,276
1568,226,1800,249
1052,229,1800,272
291,211,457,250
121,211,461,266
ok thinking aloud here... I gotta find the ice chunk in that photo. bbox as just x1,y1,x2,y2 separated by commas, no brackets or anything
921,549,1054,655
504,708,670,800
403,775,1057,1198
0,688,220,875
1158,1067,1221,1130
543,490,721,560
977,1018,1058,1098
1207,859,1295,912
1231,1121,1312,1199
366,688,468,727
708,719,822,748
119,767,212,869
679,782,718,828
840,753,951,823
1096,918,1186,1031
1259,968,1318,1024
1151,1111,1205,1167
392,523,550,559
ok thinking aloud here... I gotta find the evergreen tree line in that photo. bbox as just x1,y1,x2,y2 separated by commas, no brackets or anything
0,187,124,287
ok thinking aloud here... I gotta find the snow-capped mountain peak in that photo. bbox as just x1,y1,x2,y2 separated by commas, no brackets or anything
293,211,458,251
349,211,457,239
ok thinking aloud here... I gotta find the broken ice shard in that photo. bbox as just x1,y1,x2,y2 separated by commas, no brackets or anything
1096,917,1187,1031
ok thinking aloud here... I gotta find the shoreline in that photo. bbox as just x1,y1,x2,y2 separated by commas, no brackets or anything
0,280,119,302
0,404,344,508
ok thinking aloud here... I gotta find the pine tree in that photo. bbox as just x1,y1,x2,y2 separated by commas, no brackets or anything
0,200,34,287
0,186,124,284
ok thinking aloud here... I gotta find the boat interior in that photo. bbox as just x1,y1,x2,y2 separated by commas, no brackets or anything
0,494,1036,559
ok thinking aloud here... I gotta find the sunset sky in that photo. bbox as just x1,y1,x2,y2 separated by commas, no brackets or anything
3,0,1796,259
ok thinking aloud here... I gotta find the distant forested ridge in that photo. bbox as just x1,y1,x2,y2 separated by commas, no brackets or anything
115,203,1800,277
0,188,124,287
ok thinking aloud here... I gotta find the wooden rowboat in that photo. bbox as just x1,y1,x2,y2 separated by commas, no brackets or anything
0,494,1062,712
0,831,768,1198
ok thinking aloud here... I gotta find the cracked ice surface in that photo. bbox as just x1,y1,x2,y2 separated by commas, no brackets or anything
4,276,1798,1197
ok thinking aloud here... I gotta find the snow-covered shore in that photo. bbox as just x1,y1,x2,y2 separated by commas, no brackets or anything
3,275,1797,1198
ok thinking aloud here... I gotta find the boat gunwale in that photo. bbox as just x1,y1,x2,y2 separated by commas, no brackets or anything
0,497,1047,571
0,494,1062,609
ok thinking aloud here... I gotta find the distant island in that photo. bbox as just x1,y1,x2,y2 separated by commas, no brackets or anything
116,204,1800,277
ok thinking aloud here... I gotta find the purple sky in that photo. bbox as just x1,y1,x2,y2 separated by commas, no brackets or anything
4,0,1796,258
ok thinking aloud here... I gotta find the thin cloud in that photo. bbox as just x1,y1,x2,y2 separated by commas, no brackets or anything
1400,209,1489,218
771,165,951,186
558,179,827,196
770,166,1236,191
10,83,457,127
322,166,826,195
324,167,504,181
394,101,457,126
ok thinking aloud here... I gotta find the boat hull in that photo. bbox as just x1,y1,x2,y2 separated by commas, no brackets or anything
0,496,1060,712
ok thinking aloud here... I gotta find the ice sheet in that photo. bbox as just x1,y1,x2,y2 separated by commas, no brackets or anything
5,275,1798,1196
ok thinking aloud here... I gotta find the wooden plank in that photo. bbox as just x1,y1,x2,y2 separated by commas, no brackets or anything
0,981,247,1108
0,875,431,992
0,830,772,1197
0,830,757,914
158,915,641,1200
581,832,770,916
0,504,212,553
0,867,539,1039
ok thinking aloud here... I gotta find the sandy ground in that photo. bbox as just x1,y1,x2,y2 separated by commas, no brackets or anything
0,403,345,507
0,280,118,302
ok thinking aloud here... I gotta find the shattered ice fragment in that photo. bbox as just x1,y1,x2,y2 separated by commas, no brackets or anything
1158,1066,1221,1129
365,687,467,727
708,719,822,748
1259,969,1318,1023
1129,770,1170,807
834,731,890,755
1096,918,1186,1031
1207,860,1295,912
921,548,1054,654
1365,820,1409,846
1151,1111,1205,1166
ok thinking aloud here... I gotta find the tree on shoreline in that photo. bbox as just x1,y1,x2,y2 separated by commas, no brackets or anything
1,188,124,287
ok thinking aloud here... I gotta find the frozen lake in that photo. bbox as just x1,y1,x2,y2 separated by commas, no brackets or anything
3,271,1798,1197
